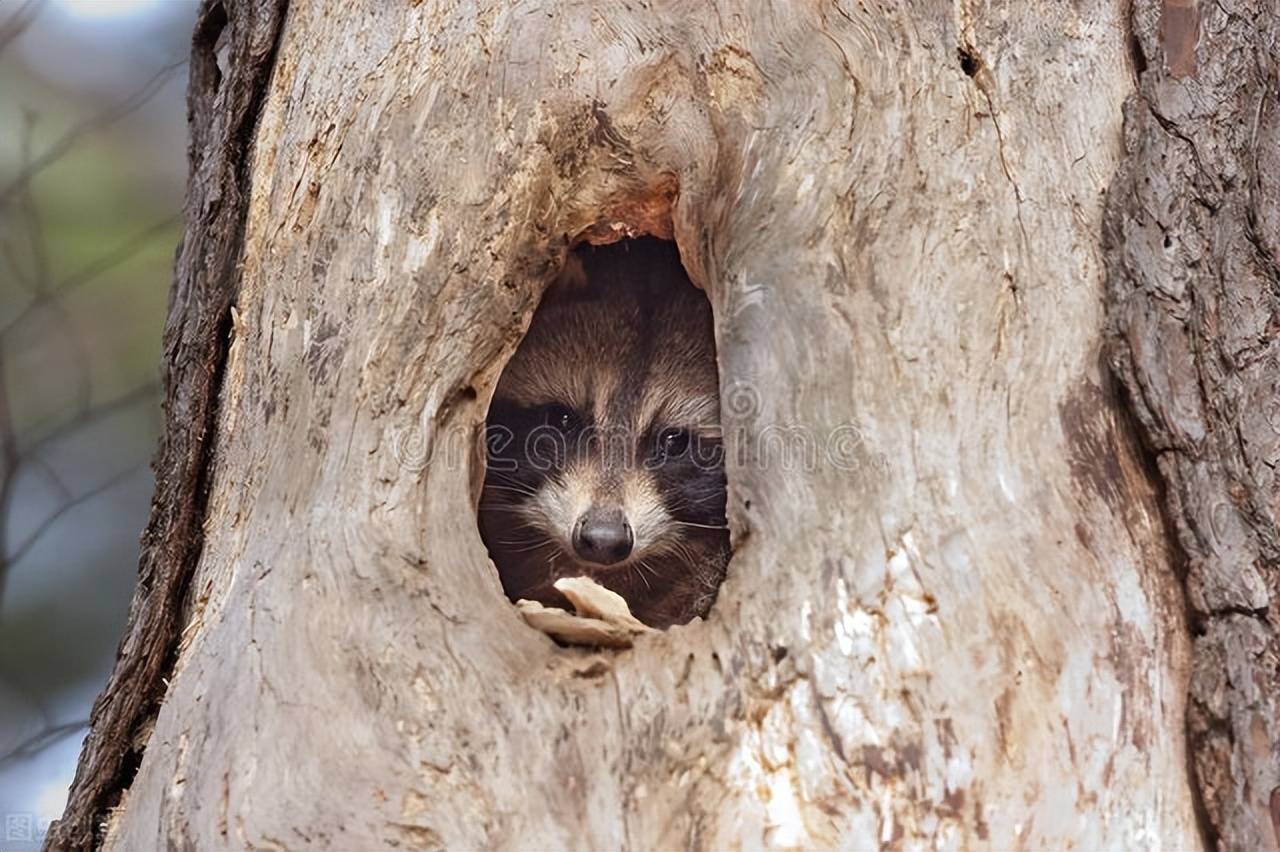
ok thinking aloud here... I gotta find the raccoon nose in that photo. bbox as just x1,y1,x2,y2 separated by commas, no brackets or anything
572,510,634,565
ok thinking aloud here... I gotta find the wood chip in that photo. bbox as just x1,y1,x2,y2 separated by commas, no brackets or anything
517,577,654,648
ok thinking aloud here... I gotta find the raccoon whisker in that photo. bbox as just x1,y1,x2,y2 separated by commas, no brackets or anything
488,471,543,482
672,542,701,567
497,528,552,542
482,481,541,495
494,529,546,541
631,559,655,591
496,536,557,552
494,538,540,549
666,489,724,504
664,494,723,510
486,471,532,480
670,514,732,527
503,542,556,554
544,551,563,584
660,539,707,570
481,485,540,498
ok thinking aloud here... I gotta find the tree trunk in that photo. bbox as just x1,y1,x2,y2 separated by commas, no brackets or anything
1104,2,1280,848
50,0,1278,849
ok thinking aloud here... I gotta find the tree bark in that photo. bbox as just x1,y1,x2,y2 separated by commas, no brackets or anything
51,0,1277,849
1104,1,1280,849
49,1,289,849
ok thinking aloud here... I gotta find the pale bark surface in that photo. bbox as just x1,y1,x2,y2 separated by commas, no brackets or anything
1104,1,1280,849
53,0,1236,848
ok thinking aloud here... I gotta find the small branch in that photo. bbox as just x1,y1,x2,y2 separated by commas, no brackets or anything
0,0,45,58
0,215,182,340
5,462,145,570
0,337,17,610
18,110,50,292
0,719,89,768
24,381,159,457
58,213,182,295
42,297,94,414
0,60,186,209
29,455,72,502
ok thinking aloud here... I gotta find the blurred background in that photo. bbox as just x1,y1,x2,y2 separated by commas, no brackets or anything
0,0,197,844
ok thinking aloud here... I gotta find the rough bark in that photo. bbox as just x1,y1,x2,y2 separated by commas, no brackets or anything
1104,1,1280,850
48,1,288,849
57,0,1273,848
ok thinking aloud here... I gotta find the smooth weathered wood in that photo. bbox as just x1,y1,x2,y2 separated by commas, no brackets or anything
1104,2,1280,849
47,1,289,849
60,0,1269,848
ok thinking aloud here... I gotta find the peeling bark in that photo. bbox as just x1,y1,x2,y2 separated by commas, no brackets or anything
1104,1,1280,850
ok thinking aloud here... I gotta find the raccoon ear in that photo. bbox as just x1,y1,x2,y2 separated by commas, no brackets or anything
541,253,590,304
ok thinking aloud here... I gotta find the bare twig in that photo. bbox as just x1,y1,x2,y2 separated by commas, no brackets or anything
0,719,89,768
25,381,159,457
58,213,182,294
0,215,182,340
29,454,73,502
43,297,94,412
6,462,146,569
0,4,182,813
0,59,186,209
0,378,157,609
0,110,165,603
2,236,32,292
18,110,50,291
0,0,46,58
0,343,18,612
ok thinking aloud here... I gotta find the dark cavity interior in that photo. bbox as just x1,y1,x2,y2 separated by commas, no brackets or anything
479,238,730,630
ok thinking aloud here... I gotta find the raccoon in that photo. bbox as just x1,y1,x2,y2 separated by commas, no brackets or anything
479,238,730,629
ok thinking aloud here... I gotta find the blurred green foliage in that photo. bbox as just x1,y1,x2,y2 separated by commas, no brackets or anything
0,0,196,827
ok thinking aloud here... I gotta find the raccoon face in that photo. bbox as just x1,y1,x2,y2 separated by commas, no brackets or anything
479,240,729,629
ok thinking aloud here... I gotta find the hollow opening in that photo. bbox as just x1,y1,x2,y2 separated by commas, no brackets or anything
478,237,730,633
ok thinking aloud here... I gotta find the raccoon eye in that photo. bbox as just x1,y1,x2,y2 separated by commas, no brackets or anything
542,404,577,433
658,428,691,458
